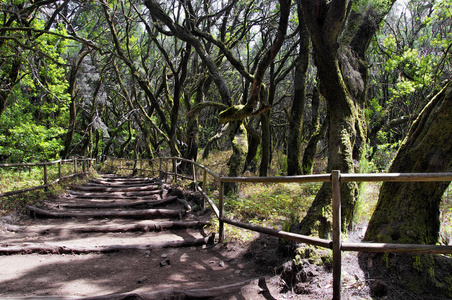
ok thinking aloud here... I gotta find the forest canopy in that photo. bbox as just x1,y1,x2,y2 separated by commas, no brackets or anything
0,0,449,167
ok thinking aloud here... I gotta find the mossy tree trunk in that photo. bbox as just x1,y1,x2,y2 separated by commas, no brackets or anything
293,1,359,237
287,6,309,176
259,83,271,177
301,119,327,175
225,122,248,194
361,81,452,299
365,82,452,245
301,87,327,174
293,0,393,236
62,49,91,159
243,121,261,173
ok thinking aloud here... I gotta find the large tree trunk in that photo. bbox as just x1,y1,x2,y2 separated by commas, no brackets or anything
293,0,393,236
61,49,91,158
259,109,271,177
361,81,452,299
301,87,327,174
225,122,248,194
243,121,261,173
293,44,362,237
365,81,452,245
287,5,309,176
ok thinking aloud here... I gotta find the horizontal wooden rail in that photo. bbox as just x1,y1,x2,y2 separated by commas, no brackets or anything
220,217,332,249
220,174,331,183
194,183,220,218
341,242,452,255
0,158,94,168
342,172,452,182
0,172,89,198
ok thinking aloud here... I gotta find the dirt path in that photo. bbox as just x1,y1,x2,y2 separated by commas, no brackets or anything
1,175,283,299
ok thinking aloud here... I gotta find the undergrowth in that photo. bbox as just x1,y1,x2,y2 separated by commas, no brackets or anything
0,164,98,217
199,150,452,245
199,150,323,243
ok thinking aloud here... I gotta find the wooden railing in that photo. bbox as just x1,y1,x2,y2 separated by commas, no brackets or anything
0,157,96,198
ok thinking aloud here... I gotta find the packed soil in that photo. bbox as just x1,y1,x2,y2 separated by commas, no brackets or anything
0,175,448,299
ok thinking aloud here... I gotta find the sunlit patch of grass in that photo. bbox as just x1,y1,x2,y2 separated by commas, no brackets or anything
203,181,321,244
0,164,98,217
198,150,232,176
225,182,321,228
354,181,381,225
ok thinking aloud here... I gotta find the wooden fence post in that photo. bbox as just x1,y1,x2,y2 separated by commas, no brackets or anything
140,159,143,176
164,158,168,183
58,161,62,180
173,158,178,183
192,160,197,191
332,170,342,300
43,164,48,191
219,180,225,242
202,169,207,210
73,157,77,174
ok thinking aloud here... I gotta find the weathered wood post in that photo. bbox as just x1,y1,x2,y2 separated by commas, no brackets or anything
43,163,48,191
202,169,207,210
82,159,86,173
219,180,225,242
192,159,197,191
140,159,143,176
173,158,178,183
332,170,342,300
58,160,62,180
165,158,169,183
73,157,77,174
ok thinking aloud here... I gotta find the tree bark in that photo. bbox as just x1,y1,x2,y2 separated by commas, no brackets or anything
301,119,327,174
287,7,310,176
225,122,248,194
259,85,271,177
361,81,452,299
294,0,394,236
365,81,452,245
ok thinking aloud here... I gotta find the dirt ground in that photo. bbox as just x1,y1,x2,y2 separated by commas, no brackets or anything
1,217,438,300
